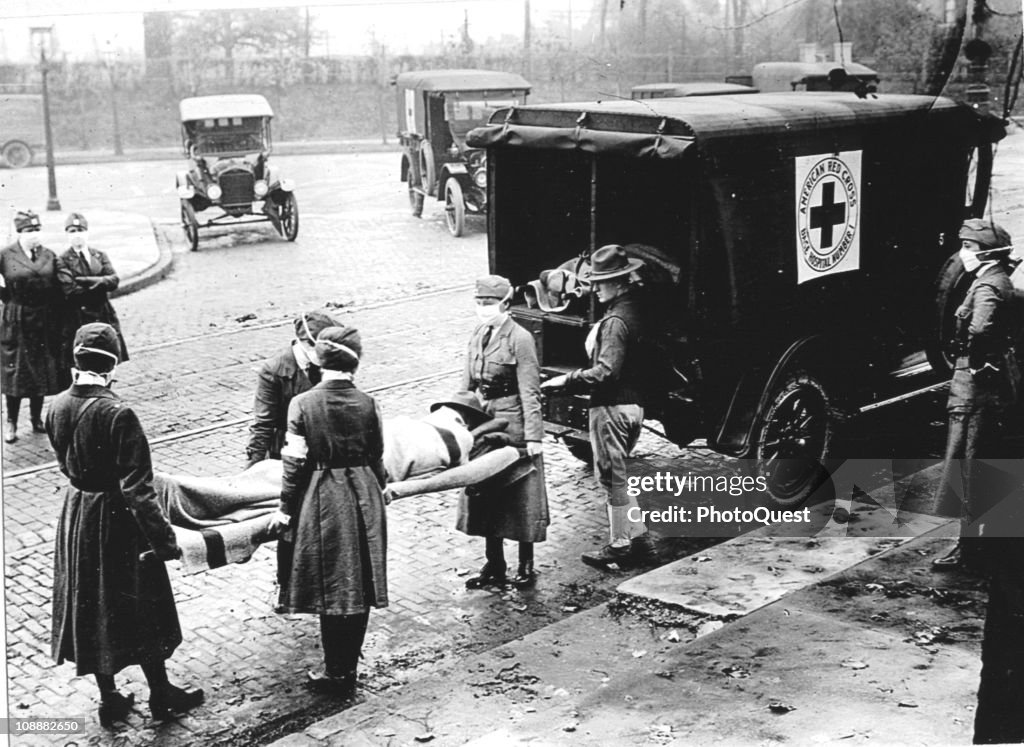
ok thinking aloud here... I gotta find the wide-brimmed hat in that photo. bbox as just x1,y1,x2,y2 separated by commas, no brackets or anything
65,212,89,231
960,219,1012,252
430,391,492,430
13,210,41,232
588,244,644,281
294,310,341,345
474,275,513,300
315,325,362,371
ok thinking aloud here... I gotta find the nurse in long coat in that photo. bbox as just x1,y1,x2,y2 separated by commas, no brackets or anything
1,209,65,443
270,325,388,696
459,275,549,590
55,212,130,366
47,323,203,727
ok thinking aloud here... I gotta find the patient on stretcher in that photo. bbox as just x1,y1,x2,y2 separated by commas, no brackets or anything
154,392,528,573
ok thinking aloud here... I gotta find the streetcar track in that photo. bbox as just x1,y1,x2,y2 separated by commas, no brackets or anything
3,367,462,482
129,283,472,354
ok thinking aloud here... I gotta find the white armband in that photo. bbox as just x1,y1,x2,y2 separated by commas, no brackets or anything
281,432,308,459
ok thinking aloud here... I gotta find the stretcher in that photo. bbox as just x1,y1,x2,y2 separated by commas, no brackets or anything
153,446,525,574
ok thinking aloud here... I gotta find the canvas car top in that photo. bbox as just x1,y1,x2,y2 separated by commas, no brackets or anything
468,92,977,157
631,81,759,97
753,60,880,82
394,69,531,93
179,94,274,122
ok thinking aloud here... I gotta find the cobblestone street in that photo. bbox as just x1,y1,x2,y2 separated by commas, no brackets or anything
1,156,725,745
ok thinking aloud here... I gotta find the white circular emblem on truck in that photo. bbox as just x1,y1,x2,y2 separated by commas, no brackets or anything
795,151,862,284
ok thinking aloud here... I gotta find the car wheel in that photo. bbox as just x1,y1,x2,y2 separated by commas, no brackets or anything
929,252,973,376
419,142,436,197
280,192,299,241
180,200,200,252
445,179,466,237
752,371,836,508
563,437,593,465
2,140,33,169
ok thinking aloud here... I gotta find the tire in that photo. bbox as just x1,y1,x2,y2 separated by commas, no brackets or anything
563,438,593,464
445,179,466,238
405,157,425,218
180,200,200,252
752,371,837,508
419,141,436,197
280,192,299,241
2,140,33,169
929,252,973,376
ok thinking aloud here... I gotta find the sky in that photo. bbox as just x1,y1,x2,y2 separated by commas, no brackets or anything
0,0,587,61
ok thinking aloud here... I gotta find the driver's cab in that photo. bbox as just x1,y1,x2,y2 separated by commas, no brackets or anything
180,95,274,178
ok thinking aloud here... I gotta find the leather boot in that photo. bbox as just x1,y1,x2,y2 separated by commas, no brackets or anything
306,670,357,697
150,683,204,721
3,421,17,444
98,691,135,728
931,542,962,570
510,561,537,589
31,419,46,434
465,562,507,589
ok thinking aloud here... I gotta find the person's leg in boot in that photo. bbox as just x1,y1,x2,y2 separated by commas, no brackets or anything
95,672,135,727
466,536,507,588
4,395,20,443
143,658,204,720
511,542,536,589
309,611,369,696
29,396,45,433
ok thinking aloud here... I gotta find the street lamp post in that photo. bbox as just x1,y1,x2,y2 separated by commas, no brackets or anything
31,27,61,211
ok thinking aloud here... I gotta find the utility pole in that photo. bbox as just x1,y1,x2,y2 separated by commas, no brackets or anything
524,0,532,78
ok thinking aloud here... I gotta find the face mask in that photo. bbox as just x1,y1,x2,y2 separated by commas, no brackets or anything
306,346,321,367
475,304,502,323
960,248,982,273
69,231,88,249
18,232,41,252
72,367,116,387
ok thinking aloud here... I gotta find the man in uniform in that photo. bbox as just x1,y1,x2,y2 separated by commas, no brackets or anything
542,244,658,570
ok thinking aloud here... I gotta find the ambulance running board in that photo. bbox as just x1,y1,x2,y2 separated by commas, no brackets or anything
859,379,948,413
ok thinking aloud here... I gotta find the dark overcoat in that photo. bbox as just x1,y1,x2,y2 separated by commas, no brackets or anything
246,344,315,462
47,384,182,676
0,242,66,395
458,316,549,542
276,379,389,615
56,246,129,364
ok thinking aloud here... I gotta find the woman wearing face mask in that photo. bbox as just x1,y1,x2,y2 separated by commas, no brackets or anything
56,212,129,376
933,219,1021,571
458,275,549,590
0,209,66,443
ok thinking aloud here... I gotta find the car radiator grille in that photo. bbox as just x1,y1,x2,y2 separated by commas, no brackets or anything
219,170,254,207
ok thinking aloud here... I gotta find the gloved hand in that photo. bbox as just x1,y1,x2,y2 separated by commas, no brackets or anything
540,374,569,390
382,486,396,506
268,510,292,536
526,441,543,457
970,362,1001,383
141,545,183,562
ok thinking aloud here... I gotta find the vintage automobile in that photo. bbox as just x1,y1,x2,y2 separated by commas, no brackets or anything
395,69,530,237
630,81,759,100
176,94,297,251
467,91,1001,507
751,60,880,93
1,94,44,169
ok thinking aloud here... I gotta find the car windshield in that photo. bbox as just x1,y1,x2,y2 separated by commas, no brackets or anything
186,116,267,156
446,97,520,141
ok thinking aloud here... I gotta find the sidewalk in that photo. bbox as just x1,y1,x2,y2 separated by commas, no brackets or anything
276,497,987,746
49,138,396,167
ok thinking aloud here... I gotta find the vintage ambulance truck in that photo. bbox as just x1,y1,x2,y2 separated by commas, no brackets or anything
467,92,1003,506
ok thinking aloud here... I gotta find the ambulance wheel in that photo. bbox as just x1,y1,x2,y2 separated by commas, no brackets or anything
929,253,972,376
404,156,424,217
419,142,436,197
2,140,32,169
445,179,466,237
180,200,200,252
563,438,593,465
752,371,836,508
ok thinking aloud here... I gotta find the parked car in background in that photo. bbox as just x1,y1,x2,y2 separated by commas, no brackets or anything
395,69,530,237
0,94,44,169
751,61,880,93
630,82,759,100
176,94,298,251
468,91,1001,508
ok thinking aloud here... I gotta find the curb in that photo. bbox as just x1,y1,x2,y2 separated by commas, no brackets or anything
111,220,174,298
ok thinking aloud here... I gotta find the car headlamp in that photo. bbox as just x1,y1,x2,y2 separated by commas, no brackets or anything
254,180,269,197
473,169,487,189
208,184,223,201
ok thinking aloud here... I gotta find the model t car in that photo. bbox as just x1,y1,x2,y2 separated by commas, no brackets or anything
176,94,298,251
395,69,530,237
468,91,1001,508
